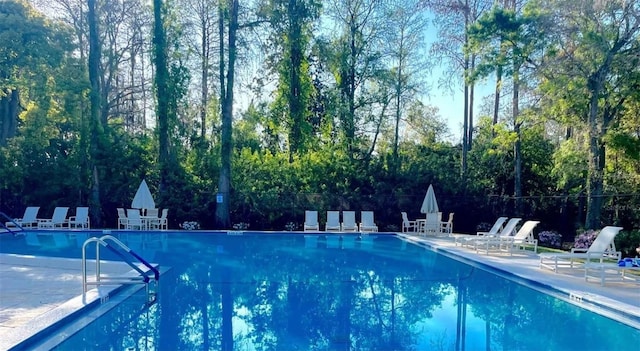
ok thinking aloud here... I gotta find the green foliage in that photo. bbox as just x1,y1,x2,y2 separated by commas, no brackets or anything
551,137,588,192
615,230,640,259
0,0,639,234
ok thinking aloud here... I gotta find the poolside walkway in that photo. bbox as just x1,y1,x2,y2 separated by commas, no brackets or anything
0,232,639,350
400,233,640,324
0,253,144,350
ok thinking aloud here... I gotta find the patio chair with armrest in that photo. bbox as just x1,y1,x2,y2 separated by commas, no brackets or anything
68,207,90,229
126,209,145,230
37,207,69,229
117,208,128,229
421,212,441,236
440,213,454,236
465,218,522,253
539,226,623,272
5,206,40,228
478,217,509,236
498,220,541,255
401,212,418,233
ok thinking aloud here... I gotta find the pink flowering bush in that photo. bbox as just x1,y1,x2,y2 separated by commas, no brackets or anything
573,229,598,249
538,230,562,248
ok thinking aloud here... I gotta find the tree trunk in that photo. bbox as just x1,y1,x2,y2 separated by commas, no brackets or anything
288,0,304,161
513,70,523,215
200,13,209,139
493,65,502,126
88,0,103,227
215,0,238,229
0,89,19,146
461,0,470,178
468,54,475,149
153,0,171,200
585,84,604,229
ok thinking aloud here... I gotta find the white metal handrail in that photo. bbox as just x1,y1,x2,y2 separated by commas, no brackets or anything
82,235,159,303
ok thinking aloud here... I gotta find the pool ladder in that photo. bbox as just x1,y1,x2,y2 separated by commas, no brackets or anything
82,235,160,304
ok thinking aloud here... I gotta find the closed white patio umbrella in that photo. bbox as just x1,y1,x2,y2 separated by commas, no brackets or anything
420,184,439,214
132,179,156,210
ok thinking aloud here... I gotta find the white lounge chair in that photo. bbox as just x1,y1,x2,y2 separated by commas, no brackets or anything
478,216,509,236
498,220,540,255
303,210,319,231
453,216,511,246
401,212,418,233
359,211,378,232
37,207,69,229
5,206,40,228
68,207,90,229
341,211,358,232
539,226,623,272
325,211,341,231
466,218,522,253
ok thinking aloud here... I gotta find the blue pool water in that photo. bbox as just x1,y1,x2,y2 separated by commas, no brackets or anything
2,231,640,350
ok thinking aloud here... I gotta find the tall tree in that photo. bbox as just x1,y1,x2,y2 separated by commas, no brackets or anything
467,4,548,214
215,0,239,228
179,0,219,139
262,0,321,162
87,0,104,226
420,0,492,177
153,0,172,200
382,0,428,171
325,0,385,157
540,0,640,228
0,0,67,145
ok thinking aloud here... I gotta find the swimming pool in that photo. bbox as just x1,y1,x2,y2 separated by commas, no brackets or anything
2,231,640,350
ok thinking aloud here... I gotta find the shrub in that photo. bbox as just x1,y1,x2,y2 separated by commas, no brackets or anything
233,222,249,230
538,230,562,248
476,222,492,232
180,221,200,230
573,229,598,249
284,222,297,231
615,229,640,258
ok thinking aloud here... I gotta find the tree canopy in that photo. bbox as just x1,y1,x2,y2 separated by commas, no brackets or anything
0,0,638,241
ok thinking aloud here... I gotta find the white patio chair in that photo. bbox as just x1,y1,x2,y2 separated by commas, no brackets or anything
37,207,69,229
5,206,40,228
68,207,90,229
117,208,128,229
401,212,418,233
126,209,144,230
359,211,378,232
341,211,358,232
540,226,623,272
325,211,341,231
303,210,319,231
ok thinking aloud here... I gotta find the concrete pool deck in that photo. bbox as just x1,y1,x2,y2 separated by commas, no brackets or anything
0,253,151,350
401,234,640,324
0,232,639,349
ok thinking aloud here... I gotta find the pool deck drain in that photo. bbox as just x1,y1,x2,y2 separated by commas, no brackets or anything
1,233,639,349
